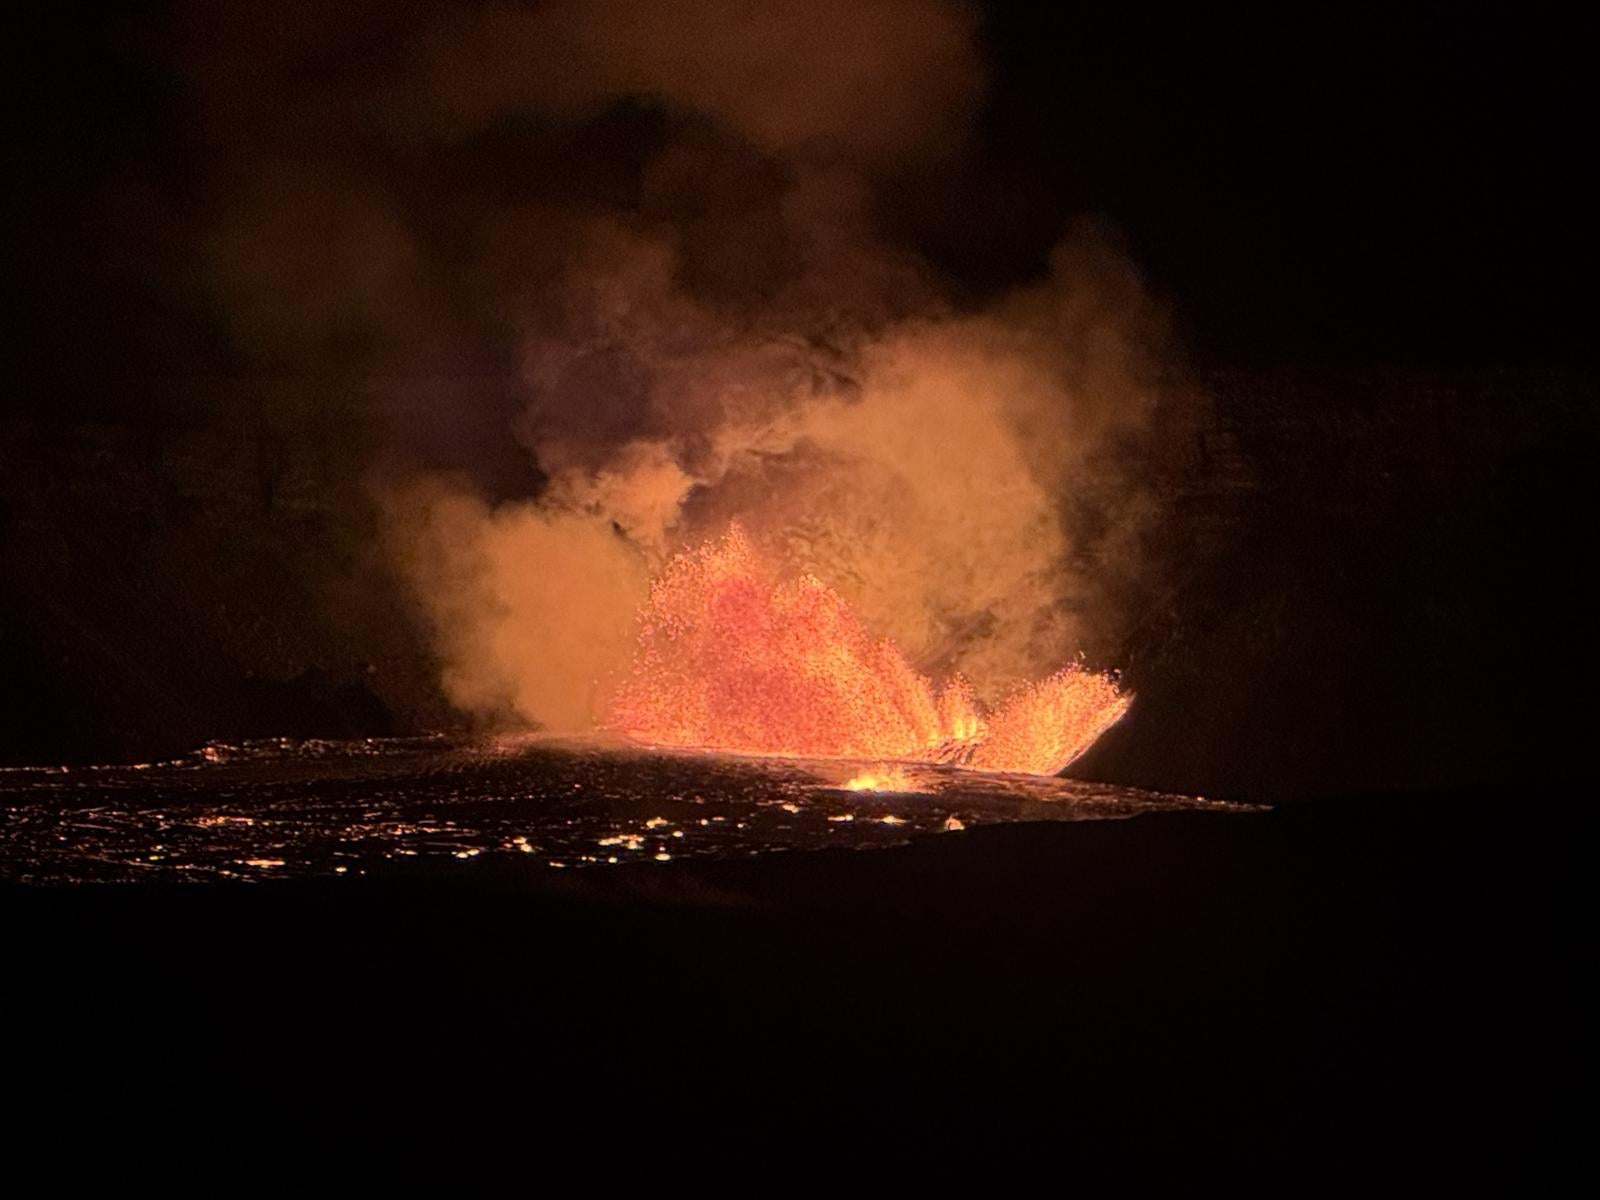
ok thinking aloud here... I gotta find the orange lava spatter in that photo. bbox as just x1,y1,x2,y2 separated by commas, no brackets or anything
966,667,1132,776
607,526,1130,776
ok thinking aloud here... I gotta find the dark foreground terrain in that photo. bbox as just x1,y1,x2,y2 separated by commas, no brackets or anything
2,790,1577,1184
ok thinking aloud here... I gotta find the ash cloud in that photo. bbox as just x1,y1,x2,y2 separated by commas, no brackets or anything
151,1,1172,731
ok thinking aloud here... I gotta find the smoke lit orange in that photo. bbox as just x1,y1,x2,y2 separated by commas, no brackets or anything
608,526,1130,775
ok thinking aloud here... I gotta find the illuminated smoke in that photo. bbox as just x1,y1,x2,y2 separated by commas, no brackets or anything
374,3,1165,750
386,477,648,732
400,228,1163,735
416,0,986,165
155,2,1168,755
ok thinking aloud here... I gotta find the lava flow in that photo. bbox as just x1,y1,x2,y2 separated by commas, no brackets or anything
608,527,1131,775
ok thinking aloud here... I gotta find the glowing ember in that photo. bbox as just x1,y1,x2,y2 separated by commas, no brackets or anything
841,765,922,793
608,526,1130,775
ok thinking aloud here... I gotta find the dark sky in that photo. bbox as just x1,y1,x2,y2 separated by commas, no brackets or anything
928,4,1595,363
3,0,1594,422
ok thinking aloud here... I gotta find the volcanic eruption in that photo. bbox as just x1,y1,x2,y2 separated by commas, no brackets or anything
377,0,1163,779
609,525,1130,774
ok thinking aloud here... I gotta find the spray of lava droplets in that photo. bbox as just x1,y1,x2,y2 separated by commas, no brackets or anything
608,527,1131,775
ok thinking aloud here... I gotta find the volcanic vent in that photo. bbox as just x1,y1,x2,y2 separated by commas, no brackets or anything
609,526,1130,775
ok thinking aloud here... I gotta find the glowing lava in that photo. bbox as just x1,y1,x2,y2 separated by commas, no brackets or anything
608,526,1130,775
841,765,922,793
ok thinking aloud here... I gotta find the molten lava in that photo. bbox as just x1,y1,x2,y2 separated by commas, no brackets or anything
841,765,922,793
608,526,1130,776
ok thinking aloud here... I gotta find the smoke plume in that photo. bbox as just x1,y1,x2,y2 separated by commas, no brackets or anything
157,1,1169,732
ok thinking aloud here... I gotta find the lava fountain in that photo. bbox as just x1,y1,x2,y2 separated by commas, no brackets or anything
608,526,1131,775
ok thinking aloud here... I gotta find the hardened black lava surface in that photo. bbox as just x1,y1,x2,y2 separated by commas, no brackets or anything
0,745,1575,1186
0,735,1248,883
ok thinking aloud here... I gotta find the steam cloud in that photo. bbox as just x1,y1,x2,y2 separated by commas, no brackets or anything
163,1,1169,732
